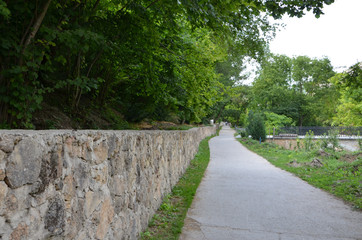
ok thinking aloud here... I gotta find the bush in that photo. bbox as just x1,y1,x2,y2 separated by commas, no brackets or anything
239,130,248,138
264,112,295,135
246,111,266,142
320,129,340,152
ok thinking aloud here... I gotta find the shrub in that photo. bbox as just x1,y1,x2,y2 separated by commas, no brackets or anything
240,131,248,138
320,129,340,152
264,112,295,135
246,111,266,142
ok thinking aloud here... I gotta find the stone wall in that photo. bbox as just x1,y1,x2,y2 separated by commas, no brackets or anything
0,127,216,240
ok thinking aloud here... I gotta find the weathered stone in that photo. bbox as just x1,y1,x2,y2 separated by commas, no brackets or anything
73,161,90,191
65,198,85,239
96,197,114,239
0,169,5,181
0,216,11,237
30,148,64,195
93,139,108,164
63,175,75,209
85,191,102,218
5,193,18,211
91,164,108,184
0,149,6,162
6,138,43,188
45,197,65,236
0,136,15,153
0,181,8,208
54,178,63,191
10,222,29,240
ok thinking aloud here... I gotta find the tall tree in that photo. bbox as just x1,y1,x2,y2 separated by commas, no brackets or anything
0,0,335,128
330,63,362,126
250,54,336,126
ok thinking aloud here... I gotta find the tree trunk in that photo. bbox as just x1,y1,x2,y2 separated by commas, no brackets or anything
19,0,52,66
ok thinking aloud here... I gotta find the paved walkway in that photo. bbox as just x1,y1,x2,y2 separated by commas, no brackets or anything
180,126,362,240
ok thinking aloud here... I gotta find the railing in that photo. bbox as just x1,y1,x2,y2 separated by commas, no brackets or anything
278,126,362,136
235,127,246,132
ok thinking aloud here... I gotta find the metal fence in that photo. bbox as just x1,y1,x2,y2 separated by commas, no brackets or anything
278,126,362,136
235,127,246,132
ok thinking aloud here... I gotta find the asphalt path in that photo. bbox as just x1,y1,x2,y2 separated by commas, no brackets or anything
179,126,362,240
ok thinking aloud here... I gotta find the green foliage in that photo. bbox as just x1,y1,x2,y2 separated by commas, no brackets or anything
239,130,248,138
303,130,315,151
264,112,294,135
320,134,329,149
251,54,337,126
328,129,340,151
330,63,362,126
247,111,266,141
296,137,301,150
0,0,334,128
0,0,10,19
238,138,362,210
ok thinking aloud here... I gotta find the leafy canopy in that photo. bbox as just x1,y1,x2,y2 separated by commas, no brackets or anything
0,0,334,128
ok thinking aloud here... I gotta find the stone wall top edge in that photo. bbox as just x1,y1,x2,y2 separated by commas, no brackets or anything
0,126,215,136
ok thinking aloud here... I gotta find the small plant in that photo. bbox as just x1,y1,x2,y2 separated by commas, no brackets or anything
357,131,362,151
296,137,301,150
321,133,329,150
303,130,315,151
328,129,339,151
321,129,340,152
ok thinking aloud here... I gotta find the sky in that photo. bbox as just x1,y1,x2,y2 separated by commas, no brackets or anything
269,0,362,72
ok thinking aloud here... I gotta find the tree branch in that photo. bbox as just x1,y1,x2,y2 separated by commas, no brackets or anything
92,0,101,11
118,0,134,14
146,0,160,9
86,50,103,77
22,0,52,50
20,0,52,64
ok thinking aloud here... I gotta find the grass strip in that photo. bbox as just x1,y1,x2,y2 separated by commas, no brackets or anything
140,135,215,240
238,137,362,210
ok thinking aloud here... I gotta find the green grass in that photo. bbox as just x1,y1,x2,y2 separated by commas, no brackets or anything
140,135,214,239
238,138,362,210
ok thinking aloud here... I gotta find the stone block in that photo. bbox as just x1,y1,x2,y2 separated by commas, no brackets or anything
6,138,43,189
96,197,114,239
45,197,65,236
0,181,8,209
0,136,15,153
84,190,102,218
